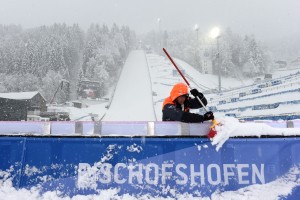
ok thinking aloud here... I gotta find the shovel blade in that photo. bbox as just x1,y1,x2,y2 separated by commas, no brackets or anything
207,128,217,139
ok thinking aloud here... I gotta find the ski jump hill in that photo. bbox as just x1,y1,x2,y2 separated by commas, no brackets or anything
102,50,156,121
0,50,300,199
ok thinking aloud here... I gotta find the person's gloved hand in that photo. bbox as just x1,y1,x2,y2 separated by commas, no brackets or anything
203,111,214,121
190,88,204,98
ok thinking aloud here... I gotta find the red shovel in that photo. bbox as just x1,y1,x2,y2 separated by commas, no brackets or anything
163,48,219,139
207,120,218,139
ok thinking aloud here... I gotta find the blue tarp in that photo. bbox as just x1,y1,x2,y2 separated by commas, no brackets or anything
0,136,300,198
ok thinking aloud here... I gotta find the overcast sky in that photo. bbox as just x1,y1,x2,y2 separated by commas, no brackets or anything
0,0,300,40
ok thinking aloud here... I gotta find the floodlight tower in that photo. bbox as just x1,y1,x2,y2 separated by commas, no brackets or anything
210,27,222,93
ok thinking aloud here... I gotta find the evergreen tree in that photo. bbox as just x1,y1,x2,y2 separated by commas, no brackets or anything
0,23,136,101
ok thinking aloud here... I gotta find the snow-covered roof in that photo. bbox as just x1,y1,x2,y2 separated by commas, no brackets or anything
0,91,40,100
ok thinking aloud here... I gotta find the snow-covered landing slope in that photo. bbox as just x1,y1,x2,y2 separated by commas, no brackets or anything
102,50,156,121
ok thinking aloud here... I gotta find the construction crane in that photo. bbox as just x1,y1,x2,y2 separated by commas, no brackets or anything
49,79,70,105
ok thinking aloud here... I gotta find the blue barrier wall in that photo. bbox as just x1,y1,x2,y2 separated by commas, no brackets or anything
0,136,300,198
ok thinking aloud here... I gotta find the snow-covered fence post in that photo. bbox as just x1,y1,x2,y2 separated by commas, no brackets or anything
147,122,155,136
94,121,102,135
75,121,83,135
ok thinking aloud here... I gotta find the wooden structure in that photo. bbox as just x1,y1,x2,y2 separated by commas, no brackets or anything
0,91,47,121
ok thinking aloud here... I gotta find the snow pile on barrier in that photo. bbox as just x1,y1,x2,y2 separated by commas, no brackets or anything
211,117,300,151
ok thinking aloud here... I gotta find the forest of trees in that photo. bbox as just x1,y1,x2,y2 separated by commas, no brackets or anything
0,23,136,103
0,23,293,104
143,28,272,78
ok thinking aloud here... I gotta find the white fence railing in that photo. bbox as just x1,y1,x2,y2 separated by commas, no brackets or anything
0,120,299,136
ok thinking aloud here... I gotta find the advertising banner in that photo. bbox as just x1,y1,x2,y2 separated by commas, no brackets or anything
0,136,299,198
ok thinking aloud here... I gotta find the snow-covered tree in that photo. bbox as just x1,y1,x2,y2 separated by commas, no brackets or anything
0,23,136,101
1,73,39,92
242,35,271,76
85,53,109,97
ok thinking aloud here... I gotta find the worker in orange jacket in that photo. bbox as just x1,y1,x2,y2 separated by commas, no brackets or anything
162,82,214,122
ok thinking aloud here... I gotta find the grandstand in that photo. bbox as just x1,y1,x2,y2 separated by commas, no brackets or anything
146,53,300,121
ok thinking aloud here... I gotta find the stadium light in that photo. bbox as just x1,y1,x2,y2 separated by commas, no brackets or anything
194,24,199,41
210,27,222,93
